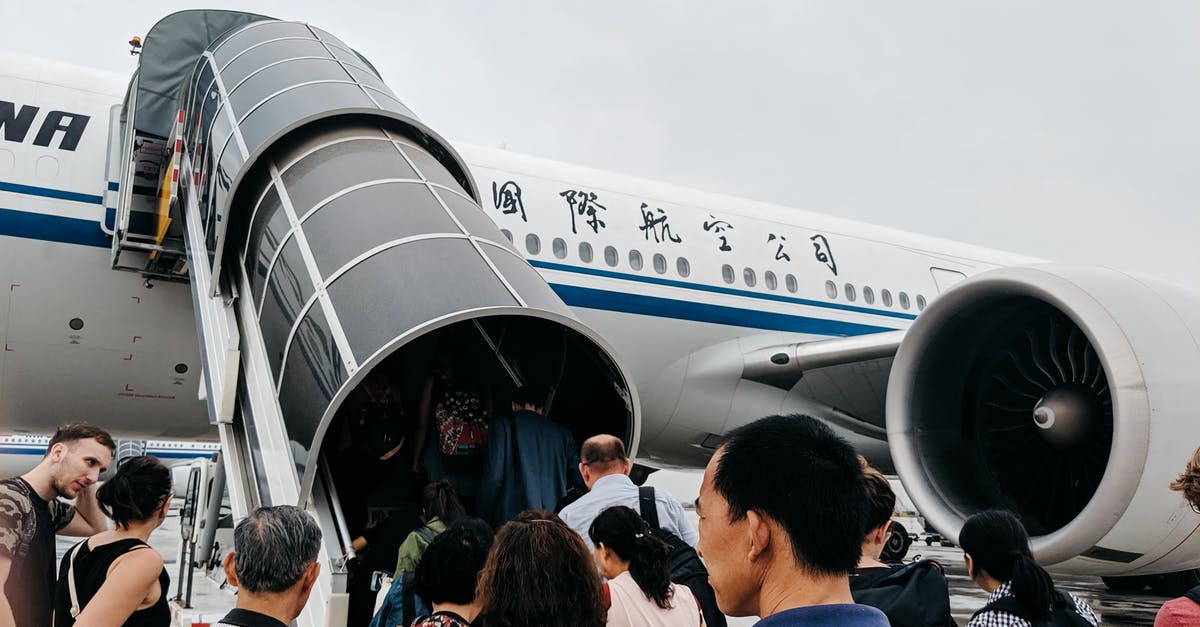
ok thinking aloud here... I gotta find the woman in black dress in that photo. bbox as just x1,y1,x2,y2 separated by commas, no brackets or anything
54,455,172,626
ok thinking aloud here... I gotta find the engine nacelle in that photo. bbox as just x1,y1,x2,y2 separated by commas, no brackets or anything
888,264,1200,574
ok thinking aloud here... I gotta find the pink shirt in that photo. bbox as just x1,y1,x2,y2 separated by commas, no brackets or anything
1155,597,1200,627
605,571,704,627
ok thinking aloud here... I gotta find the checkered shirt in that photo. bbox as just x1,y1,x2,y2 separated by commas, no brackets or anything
967,581,1100,627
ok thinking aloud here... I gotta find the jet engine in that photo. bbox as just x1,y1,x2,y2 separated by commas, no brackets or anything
888,264,1200,575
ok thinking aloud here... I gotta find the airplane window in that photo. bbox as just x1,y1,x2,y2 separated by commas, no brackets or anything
899,291,911,310
917,294,927,311
676,257,691,277
552,237,567,259
862,286,875,305
881,289,893,307
604,246,619,267
500,229,513,243
653,253,668,274
825,280,837,299
722,264,735,284
525,233,541,255
844,283,857,302
744,268,757,287
785,274,798,293
765,271,778,291
629,249,644,271
579,242,594,263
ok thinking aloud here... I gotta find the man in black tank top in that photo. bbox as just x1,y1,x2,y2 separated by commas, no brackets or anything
0,424,114,627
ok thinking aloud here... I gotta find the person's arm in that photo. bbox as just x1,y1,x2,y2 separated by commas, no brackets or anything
71,548,163,627
0,555,15,627
665,496,700,548
59,483,107,536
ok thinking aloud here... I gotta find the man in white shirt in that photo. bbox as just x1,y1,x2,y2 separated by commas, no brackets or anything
559,434,697,550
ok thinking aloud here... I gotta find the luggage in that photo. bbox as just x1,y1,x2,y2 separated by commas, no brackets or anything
434,388,487,470
638,486,726,627
971,590,1094,626
850,559,953,627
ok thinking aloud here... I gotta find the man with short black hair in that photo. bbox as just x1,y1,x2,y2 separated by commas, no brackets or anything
696,414,890,626
215,505,323,627
0,423,114,627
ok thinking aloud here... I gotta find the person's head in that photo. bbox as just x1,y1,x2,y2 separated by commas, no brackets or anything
588,506,673,609
510,386,545,413
421,479,466,526
412,517,493,612
579,434,630,488
860,456,896,562
97,456,171,530
222,505,323,622
959,510,1054,620
1170,447,1200,513
476,510,605,627
696,414,868,617
41,423,115,498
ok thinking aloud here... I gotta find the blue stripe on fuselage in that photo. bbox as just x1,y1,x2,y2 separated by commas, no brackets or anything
0,181,103,205
0,207,109,247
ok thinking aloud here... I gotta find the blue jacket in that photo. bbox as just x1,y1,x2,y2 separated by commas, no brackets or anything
476,410,584,526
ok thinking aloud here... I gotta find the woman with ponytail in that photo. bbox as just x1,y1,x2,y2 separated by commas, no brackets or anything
589,506,703,627
1154,446,1200,626
960,510,1098,626
53,456,172,626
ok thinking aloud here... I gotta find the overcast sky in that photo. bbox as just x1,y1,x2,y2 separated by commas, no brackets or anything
5,1,1198,287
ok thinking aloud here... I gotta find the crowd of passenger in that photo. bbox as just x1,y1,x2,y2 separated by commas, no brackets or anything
1,413,1198,626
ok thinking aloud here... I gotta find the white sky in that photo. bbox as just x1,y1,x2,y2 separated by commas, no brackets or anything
4,2,1197,286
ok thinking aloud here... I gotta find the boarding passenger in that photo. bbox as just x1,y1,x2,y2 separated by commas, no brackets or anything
476,387,584,526
589,506,704,627
415,360,490,506
960,510,1098,626
474,510,606,627
849,458,952,627
54,456,172,627
371,480,467,627
0,423,114,627
408,517,494,627
1154,447,1200,627
696,414,890,626
212,505,323,627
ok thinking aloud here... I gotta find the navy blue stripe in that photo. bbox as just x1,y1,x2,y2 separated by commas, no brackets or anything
0,207,109,248
107,181,120,191
531,259,916,321
551,283,896,336
0,181,103,205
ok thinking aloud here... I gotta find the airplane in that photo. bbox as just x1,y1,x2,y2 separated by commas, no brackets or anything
2,10,1197,623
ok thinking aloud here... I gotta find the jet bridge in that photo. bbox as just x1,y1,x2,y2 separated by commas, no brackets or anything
113,11,640,624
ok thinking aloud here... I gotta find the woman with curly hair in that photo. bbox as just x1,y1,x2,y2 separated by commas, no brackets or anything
1155,447,1200,626
474,510,606,627
589,506,702,627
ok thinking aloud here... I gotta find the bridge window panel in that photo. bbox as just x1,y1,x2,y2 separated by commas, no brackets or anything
722,264,735,284
744,268,757,287
239,83,378,154
764,271,777,291
302,183,460,279
882,289,893,307
228,58,355,119
213,22,317,66
258,240,317,376
605,246,619,267
676,257,691,278
279,143,416,221
500,229,513,243
785,274,798,293
862,286,875,305
552,238,567,259
917,294,927,311
480,244,573,317
579,242,594,263
329,239,520,359
397,146,471,197
825,280,837,299
344,66,391,93
525,233,541,255
653,254,668,274
244,186,285,305
220,38,335,88
629,249,644,271
844,283,857,302
276,304,348,452
899,292,911,310
438,191,507,241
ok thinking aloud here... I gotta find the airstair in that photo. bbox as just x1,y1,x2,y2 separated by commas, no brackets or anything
111,11,640,625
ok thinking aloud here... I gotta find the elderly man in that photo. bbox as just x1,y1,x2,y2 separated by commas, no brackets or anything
0,423,114,627
696,415,890,626
215,505,323,627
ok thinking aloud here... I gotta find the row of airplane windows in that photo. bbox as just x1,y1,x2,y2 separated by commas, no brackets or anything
500,230,927,310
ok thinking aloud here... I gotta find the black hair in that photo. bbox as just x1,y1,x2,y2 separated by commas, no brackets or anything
588,506,673,609
511,385,545,409
96,455,171,528
712,414,868,575
413,517,494,606
959,510,1055,620
421,480,466,526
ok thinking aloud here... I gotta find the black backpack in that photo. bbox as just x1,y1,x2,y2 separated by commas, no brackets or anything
637,487,726,627
1186,585,1200,606
850,560,954,627
971,589,1094,626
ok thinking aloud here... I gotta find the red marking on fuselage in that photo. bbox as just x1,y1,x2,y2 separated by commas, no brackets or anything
131,296,141,304
9,284,19,291
3,343,12,352
122,354,133,361
132,336,142,343
124,384,134,392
